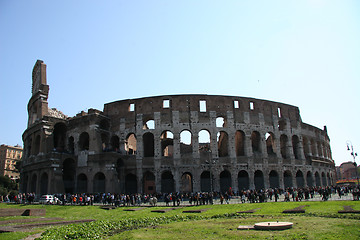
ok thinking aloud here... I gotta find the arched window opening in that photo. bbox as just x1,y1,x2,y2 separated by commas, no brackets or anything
292,135,300,159
34,135,41,155
143,172,156,194
311,139,317,156
126,133,137,155
161,131,174,157
266,132,276,156
283,170,293,188
31,174,37,193
101,133,109,152
254,170,264,190
68,137,74,154
278,119,286,131
317,142,323,157
199,130,211,153
110,135,120,152
53,123,67,152
40,173,48,195
321,172,327,186
180,130,192,155
161,171,174,193
26,137,32,158
99,119,110,131
125,173,137,194
315,172,321,186
327,173,331,186
235,130,245,156
303,137,310,157
238,170,249,191
220,170,232,194
280,134,288,159
217,131,229,157
296,170,304,188
181,172,193,193
143,132,154,157
200,171,212,192
79,132,89,151
143,119,155,130
63,158,76,193
307,171,313,187
251,131,261,154
93,172,106,193
269,170,279,188
77,174,88,193
216,117,227,128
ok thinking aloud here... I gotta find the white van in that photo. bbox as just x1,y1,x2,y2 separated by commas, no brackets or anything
39,195,55,204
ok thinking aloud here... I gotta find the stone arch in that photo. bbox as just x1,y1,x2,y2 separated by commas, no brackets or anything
321,172,327,186
303,136,310,157
63,158,76,193
266,132,276,156
269,170,279,188
77,173,88,193
180,130,192,156
235,130,245,156
161,171,174,193
22,174,29,193
99,119,110,131
220,170,231,193
181,172,193,193
296,170,304,188
216,116,227,128
79,132,89,151
327,173,331,186
110,135,120,152
217,131,229,157
34,135,40,155
125,173,137,194
200,171,212,192
161,130,174,157
143,132,154,157
317,142,323,157
306,171,313,187
254,170,264,190
251,131,261,154
30,173,37,193
40,172,48,194
53,122,67,152
93,172,106,193
280,134,289,159
283,170,293,188
143,171,156,194
238,170,249,191
101,133,109,151
292,135,301,159
143,119,155,130
68,136,75,154
198,129,211,153
278,119,287,131
315,171,321,186
126,133,137,155
311,139,317,156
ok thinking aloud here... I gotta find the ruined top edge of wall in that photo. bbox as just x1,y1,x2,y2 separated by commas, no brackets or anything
103,94,300,120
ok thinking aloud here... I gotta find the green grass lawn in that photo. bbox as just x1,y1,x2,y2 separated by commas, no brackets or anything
0,200,359,239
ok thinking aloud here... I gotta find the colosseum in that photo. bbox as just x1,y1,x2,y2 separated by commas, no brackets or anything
21,60,335,195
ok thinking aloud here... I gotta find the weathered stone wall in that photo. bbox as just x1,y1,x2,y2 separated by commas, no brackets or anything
20,61,335,196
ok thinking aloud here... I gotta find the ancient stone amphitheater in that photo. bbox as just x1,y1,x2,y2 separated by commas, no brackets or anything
21,60,335,195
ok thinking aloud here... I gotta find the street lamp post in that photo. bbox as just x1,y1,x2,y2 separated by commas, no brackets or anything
346,141,359,186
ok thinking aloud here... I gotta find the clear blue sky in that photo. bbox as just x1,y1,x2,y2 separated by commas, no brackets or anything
1,0,359,166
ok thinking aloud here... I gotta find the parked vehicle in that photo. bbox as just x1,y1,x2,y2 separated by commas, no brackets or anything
39,195,55,204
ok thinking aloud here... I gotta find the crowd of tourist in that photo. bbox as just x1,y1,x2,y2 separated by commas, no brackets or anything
1,185,359,206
